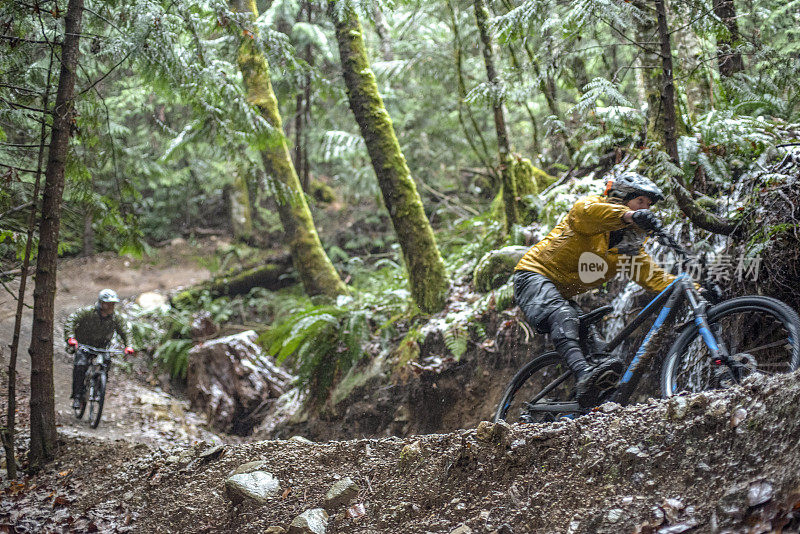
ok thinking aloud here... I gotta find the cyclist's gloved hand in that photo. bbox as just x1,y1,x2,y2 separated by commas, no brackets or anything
67,337,78,347
700,283,724,304
631,209,663,232
124,346,135,356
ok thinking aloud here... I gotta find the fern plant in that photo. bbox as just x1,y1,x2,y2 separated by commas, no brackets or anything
261,304,373,399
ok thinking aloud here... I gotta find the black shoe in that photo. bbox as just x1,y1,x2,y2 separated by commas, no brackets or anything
72,398,82,410
574,358,624,408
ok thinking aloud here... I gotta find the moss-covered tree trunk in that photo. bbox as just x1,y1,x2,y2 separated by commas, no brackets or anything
231,0,347,298
328,1,448,313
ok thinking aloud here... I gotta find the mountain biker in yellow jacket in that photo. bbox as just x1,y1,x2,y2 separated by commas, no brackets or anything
64,289,134,409
514,172,672,407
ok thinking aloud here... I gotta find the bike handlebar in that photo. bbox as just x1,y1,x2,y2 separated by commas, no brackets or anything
652,228,690,259
77,344,122,355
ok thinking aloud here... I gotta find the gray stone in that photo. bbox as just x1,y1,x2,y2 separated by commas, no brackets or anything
323,477,360,509
747,480,774,507
667,396,690,419
288,508,328,534
605,508,624,522
451,525,473,534
233,460,269,475
289,436,314,444
399,440,423,471
198,444,226,461
225,471,281,504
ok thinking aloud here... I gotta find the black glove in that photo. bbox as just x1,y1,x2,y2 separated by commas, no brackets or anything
699,283,724,304
631,209,663,232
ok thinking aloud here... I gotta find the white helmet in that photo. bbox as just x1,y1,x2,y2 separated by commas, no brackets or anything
98,289,120,303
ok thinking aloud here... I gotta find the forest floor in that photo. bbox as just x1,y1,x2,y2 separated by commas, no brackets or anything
2,244,800,533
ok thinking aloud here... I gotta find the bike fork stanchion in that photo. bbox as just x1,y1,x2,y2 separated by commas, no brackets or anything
684,281,734,372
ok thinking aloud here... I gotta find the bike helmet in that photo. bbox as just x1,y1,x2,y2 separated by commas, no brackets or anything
98,289,120,303
604,172,664,204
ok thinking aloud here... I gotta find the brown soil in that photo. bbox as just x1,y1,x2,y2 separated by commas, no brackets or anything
3,372,799,533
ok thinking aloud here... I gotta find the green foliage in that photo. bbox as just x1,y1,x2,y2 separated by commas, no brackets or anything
154,339,194,379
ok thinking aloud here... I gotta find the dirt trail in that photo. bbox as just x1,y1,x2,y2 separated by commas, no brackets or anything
0,241,226,447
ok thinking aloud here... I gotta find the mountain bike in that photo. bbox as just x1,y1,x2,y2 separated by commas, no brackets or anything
494,230,800,423
72,344,118,428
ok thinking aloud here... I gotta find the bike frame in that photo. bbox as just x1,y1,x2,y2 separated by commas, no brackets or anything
527,272,732,413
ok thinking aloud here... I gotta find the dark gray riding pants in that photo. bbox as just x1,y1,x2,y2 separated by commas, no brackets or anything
513,270,582,357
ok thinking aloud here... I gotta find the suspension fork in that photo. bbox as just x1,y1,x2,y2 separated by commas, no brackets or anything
684,280,741,376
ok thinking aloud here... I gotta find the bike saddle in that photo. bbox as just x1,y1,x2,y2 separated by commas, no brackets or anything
579,305,613,326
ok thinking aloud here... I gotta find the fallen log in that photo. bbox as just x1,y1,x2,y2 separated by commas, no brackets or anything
172,254,295,307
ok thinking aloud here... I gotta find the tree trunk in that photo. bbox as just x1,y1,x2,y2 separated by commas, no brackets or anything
633,0,665,146
372,5,394,62
473,0,519,229
446,0,498,188
231,0,348,298
654,0,736,235
227,171,253,240
28,0,85,470
329,1,449,313
2,44,54,480
713,0,745,77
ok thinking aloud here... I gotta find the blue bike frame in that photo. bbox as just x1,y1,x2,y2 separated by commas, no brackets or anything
600,272,729,404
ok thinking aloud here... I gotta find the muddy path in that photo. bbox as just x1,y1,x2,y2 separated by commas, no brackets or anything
0,240,229,447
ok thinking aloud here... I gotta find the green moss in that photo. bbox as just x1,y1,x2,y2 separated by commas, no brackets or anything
330,0,448,313
473,246,528,292
310,179,335,204
234,2,348,298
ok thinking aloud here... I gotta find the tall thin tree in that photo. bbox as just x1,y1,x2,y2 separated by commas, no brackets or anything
230,0,348,298
653,0,736,235
473,0,519,229
28,0,85,469
2,45,54,481
328,0,449,313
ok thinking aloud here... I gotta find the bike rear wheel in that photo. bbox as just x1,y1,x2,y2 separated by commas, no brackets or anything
661,296,800,397
493,352,580,423
88,372,107,428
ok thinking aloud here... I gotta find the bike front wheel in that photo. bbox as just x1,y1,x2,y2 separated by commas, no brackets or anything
493,352,580,424
661,296,800,397
88,372,107,428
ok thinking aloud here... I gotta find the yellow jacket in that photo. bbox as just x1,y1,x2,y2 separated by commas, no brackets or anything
515,195,675,298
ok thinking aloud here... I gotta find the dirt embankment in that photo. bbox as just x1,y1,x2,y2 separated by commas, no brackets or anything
4,371,799,533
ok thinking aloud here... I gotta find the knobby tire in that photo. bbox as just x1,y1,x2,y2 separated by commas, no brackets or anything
493,352,578,423
88,372,107,429
661,296,800,397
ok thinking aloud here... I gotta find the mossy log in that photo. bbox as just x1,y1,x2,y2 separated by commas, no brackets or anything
172,255,295,308
329,1,449,313
473,246,527,292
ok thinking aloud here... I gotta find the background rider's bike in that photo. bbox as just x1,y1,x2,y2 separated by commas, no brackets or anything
495,230,800,423
72,344,119,428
